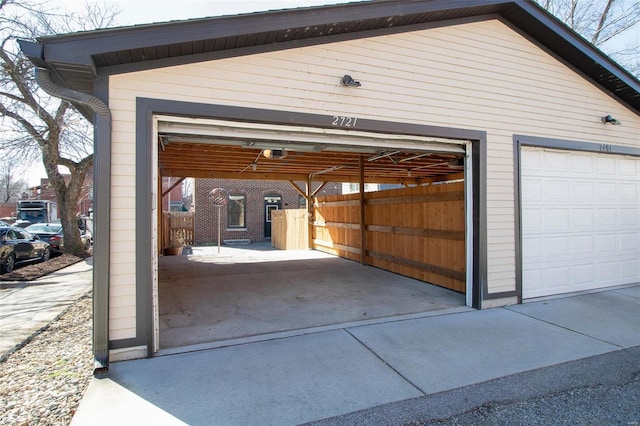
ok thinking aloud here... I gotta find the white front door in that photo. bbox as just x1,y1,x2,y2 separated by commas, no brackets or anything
521,147,640,299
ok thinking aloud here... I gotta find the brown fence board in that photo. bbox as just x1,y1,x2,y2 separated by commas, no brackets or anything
314,181,465,293
272,209,308,250
162,211,195,250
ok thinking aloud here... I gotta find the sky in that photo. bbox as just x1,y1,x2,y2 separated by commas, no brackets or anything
67,0,354,26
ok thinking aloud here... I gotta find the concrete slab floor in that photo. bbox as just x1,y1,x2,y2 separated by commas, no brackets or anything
158,244,465,350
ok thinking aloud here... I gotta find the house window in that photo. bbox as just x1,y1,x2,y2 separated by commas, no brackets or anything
227,194,246,228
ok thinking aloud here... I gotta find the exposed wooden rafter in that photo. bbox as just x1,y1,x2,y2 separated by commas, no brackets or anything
158,140,465,185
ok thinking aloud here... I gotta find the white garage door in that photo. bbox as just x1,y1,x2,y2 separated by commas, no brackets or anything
521,147,640,299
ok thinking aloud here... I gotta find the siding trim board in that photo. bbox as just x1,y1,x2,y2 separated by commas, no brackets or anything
513,135,640,301
117,98,487,355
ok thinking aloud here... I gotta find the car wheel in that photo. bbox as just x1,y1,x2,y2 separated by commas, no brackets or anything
2,253,15,274
41,247,50,262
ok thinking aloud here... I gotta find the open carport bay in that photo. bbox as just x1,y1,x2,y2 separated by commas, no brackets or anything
158,244,466,352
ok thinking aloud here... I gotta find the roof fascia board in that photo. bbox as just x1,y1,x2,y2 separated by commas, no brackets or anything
16,40,47,68
38,0,507,61
98,15,493,77
514,1,640,95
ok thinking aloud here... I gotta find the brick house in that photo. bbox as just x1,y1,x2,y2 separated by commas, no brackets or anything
194,178,341,244
1,170,95,219
161,176,185,212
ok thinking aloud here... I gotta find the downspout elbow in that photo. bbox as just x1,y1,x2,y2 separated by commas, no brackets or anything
35,68,111,119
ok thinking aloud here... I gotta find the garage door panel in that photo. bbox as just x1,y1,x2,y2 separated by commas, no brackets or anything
546,151,569,171
573,264,595,284
543,180,569,199
621,260,639,280
597,262,619,282
596,234,617,253
570,235,594,254
595,156,617,174
571,155,593,172
620,209,638,227
521,147,640,299
572,209,594,228
619,158,638,174
619,183,637,200
596,209,616,229
620,232,639,251
570,182,595,203
597,182,617,201
543,266,570,289
543,209,569,229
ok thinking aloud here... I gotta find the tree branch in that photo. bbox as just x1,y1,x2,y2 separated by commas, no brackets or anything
0,44,56,128
0,100,46,144
592,0,615,45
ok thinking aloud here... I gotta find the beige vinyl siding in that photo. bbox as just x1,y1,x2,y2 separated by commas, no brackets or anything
108,18,640,335
108,82,138,340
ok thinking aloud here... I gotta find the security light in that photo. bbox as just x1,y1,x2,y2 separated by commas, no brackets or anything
602,115,621,125
341,75,361,87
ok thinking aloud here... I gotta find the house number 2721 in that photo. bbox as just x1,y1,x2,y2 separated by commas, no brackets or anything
331,116,358,127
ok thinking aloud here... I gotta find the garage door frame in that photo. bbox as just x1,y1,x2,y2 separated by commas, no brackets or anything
119,98,488,357
514,134,640,301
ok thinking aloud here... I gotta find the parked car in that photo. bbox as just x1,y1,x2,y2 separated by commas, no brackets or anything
25,223,91,255
0,226,51,274
0,218,16,226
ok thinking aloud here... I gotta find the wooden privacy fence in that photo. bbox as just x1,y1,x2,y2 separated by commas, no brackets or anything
271,209,308,250
162,211,195,249
313,181,466,293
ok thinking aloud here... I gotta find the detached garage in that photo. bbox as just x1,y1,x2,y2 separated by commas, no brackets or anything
19,0,640,369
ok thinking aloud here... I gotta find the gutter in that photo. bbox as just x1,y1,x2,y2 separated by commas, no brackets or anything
35,68,112,374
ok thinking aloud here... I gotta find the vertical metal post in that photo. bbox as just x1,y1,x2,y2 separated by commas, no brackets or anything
359,156,366,265
307,175,313,249
217,205,221,254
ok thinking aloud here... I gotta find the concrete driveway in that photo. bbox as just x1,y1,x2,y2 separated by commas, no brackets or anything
72,282,640,426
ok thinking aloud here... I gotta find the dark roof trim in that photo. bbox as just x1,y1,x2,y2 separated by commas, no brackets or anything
19,0,640,114
101,15,491,77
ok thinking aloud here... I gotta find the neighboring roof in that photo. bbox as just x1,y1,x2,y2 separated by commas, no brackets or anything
19,0,640,115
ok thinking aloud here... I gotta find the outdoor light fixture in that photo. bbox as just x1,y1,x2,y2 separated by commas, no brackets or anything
263,149,287,159
341,74,361,87
602,115,621,125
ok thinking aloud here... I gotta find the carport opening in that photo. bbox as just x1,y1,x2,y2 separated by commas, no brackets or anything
154,117,472,353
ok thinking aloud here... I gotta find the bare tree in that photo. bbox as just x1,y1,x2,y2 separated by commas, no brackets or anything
0,160,26,203
182,179,194,211
536,0,640,77
0,0,119,254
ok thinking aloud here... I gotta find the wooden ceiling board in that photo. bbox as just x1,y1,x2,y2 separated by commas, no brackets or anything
158,140,465,184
